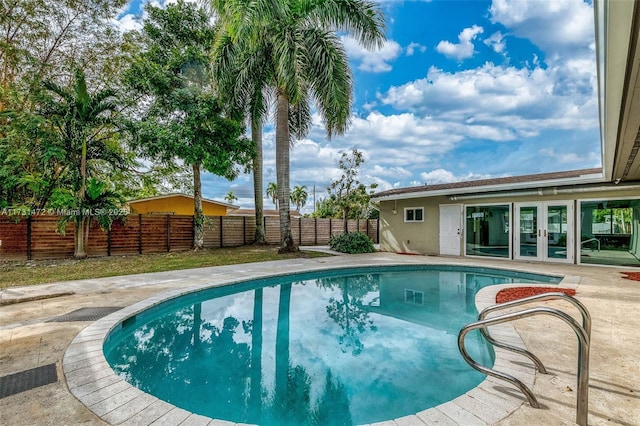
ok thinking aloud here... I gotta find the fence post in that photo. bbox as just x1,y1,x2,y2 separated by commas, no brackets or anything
299,218,302,245
167,215,171,252
220,216,223,247
27,216,32,260
107,227,112,257
138,214,143,254
243,216,246,245
315,218,318,245
366,219,369,239
329,218,332,238
377,218,380,243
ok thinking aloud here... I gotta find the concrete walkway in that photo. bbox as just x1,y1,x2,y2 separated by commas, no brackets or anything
0,252,638,425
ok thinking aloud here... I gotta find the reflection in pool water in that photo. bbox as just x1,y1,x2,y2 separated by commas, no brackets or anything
104,266,560,425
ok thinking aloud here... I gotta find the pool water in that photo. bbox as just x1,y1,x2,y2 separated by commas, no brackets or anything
104,265,560,425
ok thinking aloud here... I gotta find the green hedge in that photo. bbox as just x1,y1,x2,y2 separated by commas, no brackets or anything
328,232,375,254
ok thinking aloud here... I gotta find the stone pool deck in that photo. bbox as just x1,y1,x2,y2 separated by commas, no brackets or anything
1,252,638,425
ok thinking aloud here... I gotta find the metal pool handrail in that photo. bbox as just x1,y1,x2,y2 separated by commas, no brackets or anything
458,303,590,426
477,292,591,375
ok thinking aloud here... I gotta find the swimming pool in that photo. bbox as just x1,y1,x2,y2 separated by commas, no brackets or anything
103,265,561,425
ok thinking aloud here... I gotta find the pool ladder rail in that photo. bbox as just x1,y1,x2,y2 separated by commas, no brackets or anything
458,292,591,426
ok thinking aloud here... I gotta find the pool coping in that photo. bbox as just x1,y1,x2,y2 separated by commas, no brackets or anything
62,261,579,426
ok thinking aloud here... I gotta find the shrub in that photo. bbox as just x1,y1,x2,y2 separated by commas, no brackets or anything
328,232,375,254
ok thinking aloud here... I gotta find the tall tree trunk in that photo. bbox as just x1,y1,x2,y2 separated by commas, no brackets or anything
74,139,88,259
249,288,263,420
252,120,266,244
275,91,297,253
275,282,292,413
73,217,88,259
193,302,202,348
193,163,204,249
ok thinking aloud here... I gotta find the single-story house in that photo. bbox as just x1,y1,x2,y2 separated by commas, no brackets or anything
127,194,239,216
371,0,640,268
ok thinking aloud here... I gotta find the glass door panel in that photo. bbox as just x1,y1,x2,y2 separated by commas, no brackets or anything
547,204,568,260
517,205,539,259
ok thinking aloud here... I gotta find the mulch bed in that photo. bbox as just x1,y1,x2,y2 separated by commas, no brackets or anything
496,287,576,303
621,272,640,281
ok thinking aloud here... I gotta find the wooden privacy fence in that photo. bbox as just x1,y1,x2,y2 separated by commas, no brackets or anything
0,215,379,261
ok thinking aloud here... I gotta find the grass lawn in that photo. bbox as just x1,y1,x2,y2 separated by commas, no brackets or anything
0,246,330,287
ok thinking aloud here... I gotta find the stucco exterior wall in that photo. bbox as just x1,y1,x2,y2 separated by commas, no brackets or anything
378,184,640,258
129,196,229,216
379,196,447,255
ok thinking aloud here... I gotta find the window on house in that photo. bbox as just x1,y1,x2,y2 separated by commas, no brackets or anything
405,289,424,304
404,207,424,222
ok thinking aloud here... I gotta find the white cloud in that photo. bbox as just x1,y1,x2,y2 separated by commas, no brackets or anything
112,13,143,32
436,25,484,60
342,36,402,73
406,42,427,56
420,169,493,185
484,31,506,54
489,0,593,62
370,164,413,179
300,111,465,192
378,62,598,138
538,148,600,164
362,101,378,111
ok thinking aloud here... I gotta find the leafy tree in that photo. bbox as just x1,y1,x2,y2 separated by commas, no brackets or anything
310,197,338,219
316,274,379,355
224,191,238,204
314,372,352,425
327,149,378,233
38,68,125,258
266,182,278,209
290,185,308,212
211,0,386,253
125,0,254,249
1,0,131,209
0,0,128,101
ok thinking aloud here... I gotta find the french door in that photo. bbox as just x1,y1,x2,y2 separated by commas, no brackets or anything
514,202,574,263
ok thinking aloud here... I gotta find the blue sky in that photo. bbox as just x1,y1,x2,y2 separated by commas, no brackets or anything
116,0,600,213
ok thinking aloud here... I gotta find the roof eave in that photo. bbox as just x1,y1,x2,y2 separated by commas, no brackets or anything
373,173,606,202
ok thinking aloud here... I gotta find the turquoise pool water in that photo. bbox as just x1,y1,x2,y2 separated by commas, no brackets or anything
104,265,561,425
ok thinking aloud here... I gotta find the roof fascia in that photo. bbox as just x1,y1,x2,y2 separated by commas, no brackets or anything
374,173,606,202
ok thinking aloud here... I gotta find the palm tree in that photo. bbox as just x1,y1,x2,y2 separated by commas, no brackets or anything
40,68,122,259
211,0,386,253
290,185,308,212
266,182,278,209
212,13,273,245
224,190,238,203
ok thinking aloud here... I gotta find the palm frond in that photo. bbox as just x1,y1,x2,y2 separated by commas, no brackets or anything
308,0,387,50
303,26,352,138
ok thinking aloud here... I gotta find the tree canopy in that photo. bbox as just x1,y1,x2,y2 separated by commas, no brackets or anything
125,0,254,248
